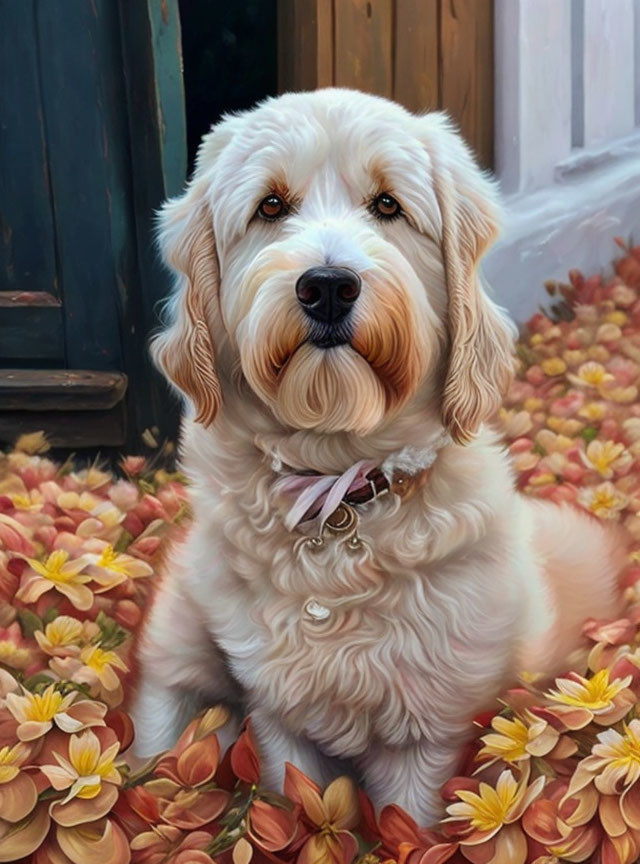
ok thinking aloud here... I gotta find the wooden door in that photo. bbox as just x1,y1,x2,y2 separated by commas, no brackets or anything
0,0,187,449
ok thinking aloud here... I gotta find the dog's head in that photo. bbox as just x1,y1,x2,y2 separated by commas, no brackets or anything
153,89,515,443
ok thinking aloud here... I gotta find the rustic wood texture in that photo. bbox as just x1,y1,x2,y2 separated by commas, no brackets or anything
0,370,127,411
279,0,333,92
277,0,494,167
0,293,64,361
394,0,439,112
0,1,58,297
0,406,126,448
118,0,187,444
334,0,394,97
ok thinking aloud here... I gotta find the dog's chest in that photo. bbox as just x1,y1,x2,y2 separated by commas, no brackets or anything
219,529,520,756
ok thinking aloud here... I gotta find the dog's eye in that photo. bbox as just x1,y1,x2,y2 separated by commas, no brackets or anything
371,193,401,220
257,194,288,221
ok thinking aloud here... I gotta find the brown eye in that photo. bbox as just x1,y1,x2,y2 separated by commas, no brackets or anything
371,193,401,220
257,194,287,221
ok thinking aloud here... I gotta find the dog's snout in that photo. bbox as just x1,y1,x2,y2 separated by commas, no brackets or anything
295,267,361,325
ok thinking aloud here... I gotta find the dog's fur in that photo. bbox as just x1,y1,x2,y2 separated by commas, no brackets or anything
131,88,623,824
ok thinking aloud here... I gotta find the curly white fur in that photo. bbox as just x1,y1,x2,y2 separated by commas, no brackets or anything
132,88,623,825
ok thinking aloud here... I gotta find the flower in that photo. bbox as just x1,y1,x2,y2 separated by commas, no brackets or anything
577,481,628,518
545,669,635,728
567,361,615,388
0,741,38,822
580,440,633,478
40,728,122,826
16,550,93,611
85,542,153,591
444,765,545,864
0,621,34,671
34,616,86,657
5,683,106,741
477,713,560,768
541,358,567,377
79,645,128,691
285,764,360,864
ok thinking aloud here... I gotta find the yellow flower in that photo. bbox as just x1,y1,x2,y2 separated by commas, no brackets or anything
34,615,84,657
577,481,628,518
546,417,584,436
86,543,153,591
8,490,43,511
16,550,93,611
523,397,545,413
578,401,608,421
79,645,128,691
477,713,559,767
581,440,632,478
0,742,30,784
548,669,631,712
568,361,614,388
0,641,31,670
446,765,544,840
604,310,629,326
5,682,106,742
42,729,121,804
541,358,567,377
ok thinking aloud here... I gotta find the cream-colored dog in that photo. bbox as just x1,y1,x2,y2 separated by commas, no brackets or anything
132,88,622,824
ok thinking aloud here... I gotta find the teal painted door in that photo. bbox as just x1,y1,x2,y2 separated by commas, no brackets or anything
0,0,187,449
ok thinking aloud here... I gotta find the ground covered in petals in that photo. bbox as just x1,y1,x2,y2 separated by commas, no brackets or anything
3,241,640,863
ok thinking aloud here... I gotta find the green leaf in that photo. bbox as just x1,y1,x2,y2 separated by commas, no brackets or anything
42,607,59,625
582,426,598,442
17,608,43,639
114,531,133,554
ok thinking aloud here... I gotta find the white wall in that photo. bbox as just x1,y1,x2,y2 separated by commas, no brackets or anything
487,0,640,322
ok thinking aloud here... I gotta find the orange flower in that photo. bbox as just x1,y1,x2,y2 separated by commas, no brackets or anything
284,764,360,864
0,802,50,861
149,731,229,829
0,741,38,822
545,669,635,728
129,825,213,863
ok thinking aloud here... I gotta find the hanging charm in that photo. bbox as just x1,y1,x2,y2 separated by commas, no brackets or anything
306,501,363,551
303,598,331,622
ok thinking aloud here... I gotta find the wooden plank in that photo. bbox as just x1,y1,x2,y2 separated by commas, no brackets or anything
334,0,394,97
0,406,126,448
278,0,333,91
440,0,494,169
0,370,127,411
0,308,64,361
495,0,572,192
394,0,439,112
0,291,61,307
117,0,187,445
580,0,635,146
35,0,130,371
0,0,58,296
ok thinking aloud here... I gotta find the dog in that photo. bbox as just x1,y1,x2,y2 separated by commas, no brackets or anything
131,88,623,824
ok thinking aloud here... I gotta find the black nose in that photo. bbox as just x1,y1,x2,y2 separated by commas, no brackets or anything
295,267,361,325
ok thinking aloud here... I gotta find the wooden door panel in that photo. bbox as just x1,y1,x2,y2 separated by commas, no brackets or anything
0,0,58,296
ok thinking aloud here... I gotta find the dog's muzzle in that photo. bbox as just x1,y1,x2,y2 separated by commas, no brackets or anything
295,267,361,348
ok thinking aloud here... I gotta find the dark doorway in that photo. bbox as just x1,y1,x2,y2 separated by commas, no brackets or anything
178,0,279,169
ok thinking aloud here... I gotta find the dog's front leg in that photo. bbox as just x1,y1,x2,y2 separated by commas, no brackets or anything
359,737,464,827
131,573,242,758
251,709,343,792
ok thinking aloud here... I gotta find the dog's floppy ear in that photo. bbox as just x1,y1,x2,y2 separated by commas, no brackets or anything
152,130,229,426
423,115,516,444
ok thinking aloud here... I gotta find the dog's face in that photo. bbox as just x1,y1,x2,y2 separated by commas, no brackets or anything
154,89,515,442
